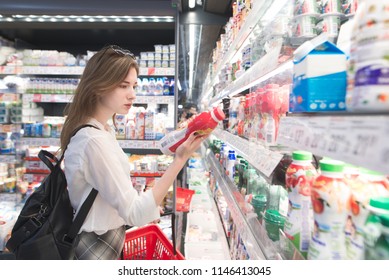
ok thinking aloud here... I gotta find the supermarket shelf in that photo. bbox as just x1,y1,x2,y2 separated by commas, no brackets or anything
0,93,18,102
132,95,175,104
0,124,22,133
138,67,175,76
22,94,73,103
130,171,164,177
202,0,291,102
0,154,18,163
22,93,174,104
277,115,389,174
203,0,268,96
209,55,292,106
204,146,266,260
213,128,283,178
20,66,84,75
21,137,162,150
0,66,175,76
203,144,304,260
21,137,60,146
117,139,160,150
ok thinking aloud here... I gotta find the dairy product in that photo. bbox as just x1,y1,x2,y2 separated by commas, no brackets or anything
158,107,225,155
345,168,389,259
364,197,389,260
285,151,317,258
308,159,350,260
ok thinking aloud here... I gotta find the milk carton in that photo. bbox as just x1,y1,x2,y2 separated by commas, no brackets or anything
114,114,126,139
144,110,155,140
290,33,347,112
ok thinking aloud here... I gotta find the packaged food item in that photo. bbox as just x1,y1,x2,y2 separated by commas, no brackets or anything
158,107,225,155
308,159,350,259
285,151,317,258
293,15,318,38
364,197,389,259
294,0,320,16
345,167,389,259
264,209,286,241
321,0,342,14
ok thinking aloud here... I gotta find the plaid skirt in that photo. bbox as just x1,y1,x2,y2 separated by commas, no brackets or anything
73,225,126,260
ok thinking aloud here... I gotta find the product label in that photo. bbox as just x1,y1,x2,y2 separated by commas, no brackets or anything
355,65,389,87
308,176,350,260
285,163,317,255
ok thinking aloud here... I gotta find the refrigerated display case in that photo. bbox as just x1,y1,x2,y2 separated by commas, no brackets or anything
198,0,389,260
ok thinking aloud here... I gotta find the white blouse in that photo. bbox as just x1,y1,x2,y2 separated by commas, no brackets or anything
64,118,160,235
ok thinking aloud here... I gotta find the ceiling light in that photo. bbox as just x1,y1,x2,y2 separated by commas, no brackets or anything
189,0,196,8
0,14,174,23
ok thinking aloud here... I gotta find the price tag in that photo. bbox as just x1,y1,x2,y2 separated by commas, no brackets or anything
147,68,156,76
32,94,42,102
41,94,52,102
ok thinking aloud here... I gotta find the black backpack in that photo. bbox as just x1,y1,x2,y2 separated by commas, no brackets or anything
6,125,98,260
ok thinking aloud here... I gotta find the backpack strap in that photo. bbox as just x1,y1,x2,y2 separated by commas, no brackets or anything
62,124,100,242
58,124,100,162
64,188,98,242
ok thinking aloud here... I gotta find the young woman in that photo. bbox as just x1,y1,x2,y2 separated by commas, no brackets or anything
60,45,206,260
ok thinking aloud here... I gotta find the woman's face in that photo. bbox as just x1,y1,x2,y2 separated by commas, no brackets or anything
100,67,138,115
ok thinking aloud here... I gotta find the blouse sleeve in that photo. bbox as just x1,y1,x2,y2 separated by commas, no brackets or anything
82,134,160,226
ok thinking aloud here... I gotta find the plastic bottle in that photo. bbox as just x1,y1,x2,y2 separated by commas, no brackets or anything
364,197,389,260
148,78,156,95
163,77,170,96
219,143,227,168
345,167,389,259
226,150,236,180
169,79,175,96
158,107,225,155
141,78,149,95
284,151,317,258
264,209,286,241
308,159,350,260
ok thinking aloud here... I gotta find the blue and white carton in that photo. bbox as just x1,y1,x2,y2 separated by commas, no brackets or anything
290,33,347,112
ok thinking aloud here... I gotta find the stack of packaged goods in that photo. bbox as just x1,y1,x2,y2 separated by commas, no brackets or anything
282,152,389,259
0,193,23,252
347,0,389,112
114,108,170,141
139,44,175,69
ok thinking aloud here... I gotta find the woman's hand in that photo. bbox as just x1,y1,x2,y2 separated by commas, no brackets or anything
175,131,208,162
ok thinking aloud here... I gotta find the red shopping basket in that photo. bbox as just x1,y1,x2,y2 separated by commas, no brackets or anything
122,224,185,260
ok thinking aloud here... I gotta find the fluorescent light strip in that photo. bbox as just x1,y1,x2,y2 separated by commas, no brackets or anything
0,14,174,23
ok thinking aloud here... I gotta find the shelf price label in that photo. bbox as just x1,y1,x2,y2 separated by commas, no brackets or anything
32,94,42,102
278,115,389,174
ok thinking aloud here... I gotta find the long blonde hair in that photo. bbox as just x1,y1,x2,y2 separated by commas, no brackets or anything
60,46,139,154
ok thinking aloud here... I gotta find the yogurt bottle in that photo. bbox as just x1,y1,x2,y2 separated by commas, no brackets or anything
159,107,225,155
364,197,389,259
345,167,389,259
308,159,350,260
284,151,317,258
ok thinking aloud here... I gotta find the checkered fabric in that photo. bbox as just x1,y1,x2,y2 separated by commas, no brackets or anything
73,225,126,260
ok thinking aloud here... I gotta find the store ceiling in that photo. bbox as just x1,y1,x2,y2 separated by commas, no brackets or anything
0,0,176,53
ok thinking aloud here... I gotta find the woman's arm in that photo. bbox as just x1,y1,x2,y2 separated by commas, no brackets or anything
152,131,206,206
